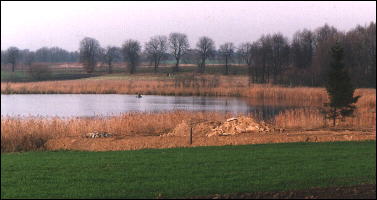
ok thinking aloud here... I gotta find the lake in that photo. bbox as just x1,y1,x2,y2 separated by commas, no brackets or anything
1,94,303,120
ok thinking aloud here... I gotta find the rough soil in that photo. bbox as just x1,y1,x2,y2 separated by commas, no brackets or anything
186,184,376,199
45,127,376,152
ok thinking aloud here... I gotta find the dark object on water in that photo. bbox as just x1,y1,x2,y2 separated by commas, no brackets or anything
137,94,142,98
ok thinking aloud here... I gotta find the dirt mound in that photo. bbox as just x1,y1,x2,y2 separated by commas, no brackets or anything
163,121,190,137
163,120,222,137
163,117,272,138
207,116,271,137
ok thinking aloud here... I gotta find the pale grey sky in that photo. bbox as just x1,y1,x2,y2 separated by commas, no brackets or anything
1,1,376,51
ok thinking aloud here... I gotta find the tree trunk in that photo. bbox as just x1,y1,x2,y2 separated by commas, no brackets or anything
174,58,180,72
225,57,228,75
154,58,160,73
201,58,206,73
108,62,112,74
12,63,15,72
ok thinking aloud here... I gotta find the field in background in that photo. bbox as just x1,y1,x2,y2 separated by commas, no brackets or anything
0,62,249,82
1,141,375,198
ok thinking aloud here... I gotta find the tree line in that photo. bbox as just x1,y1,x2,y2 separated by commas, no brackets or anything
1,22,375,88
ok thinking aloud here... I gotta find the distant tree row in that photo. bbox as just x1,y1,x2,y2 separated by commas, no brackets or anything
2,22,375,88
77,22,377,88
1,47,79,67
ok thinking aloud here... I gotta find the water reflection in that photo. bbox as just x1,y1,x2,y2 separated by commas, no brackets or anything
1,94,310,120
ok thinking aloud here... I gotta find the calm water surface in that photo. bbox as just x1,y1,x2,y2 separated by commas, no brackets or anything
1,94,301,120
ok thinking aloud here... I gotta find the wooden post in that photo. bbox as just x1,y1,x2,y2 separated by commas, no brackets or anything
189,126,193,145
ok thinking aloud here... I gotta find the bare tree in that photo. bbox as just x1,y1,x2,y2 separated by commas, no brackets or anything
79,37,101,73
6,47,19,72
145,35,168,73
122,39,141,74
169,32,189,72
311,24,340,86
291,29,315,70
237,43,253,66
104,46,120,74
237,43,253,84
24,51,35,67
271,33,290,83
219,42,235,75
196,36,215,73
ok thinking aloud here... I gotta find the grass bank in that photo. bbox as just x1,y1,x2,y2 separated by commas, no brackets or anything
1,141,375,198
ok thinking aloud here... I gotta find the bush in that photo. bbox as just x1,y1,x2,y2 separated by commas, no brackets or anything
28,64,52,81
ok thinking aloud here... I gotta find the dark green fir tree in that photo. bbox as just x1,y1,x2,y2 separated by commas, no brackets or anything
324,42,360,126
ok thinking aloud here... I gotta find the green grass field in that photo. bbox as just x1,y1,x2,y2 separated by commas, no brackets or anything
1,70,98,82
1,62,248,82
1,141,376,198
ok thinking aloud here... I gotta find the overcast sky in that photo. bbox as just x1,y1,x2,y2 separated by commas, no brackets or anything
1,1,376,51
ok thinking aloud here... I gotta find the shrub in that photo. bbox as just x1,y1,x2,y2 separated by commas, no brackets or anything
28,64,52,81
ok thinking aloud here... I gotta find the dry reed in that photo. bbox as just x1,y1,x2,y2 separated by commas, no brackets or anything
2,75,375,106
274,94,376,129
1,111,231,152
1,75,375,152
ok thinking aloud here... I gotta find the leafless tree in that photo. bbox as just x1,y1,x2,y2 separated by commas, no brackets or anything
219,42,235,75
196,36,215,73
145,35,168,72
6,47,19,72
237,43,253,83
104,46,120,74
311,24,341,86
271,33,290,83
122,39,141,74
343,22,376,87
237,43,253,66
24,51,35,67
79,37,101,73
169,32,189,72
291,29,315,70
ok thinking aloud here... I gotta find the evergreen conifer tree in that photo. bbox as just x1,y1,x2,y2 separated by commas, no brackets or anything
324,42,360,126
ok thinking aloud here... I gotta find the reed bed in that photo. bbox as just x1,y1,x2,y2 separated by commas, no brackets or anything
1,75,375,152
2,75,375,106
1,111,231,152
274,94,376,129
2,100,375,153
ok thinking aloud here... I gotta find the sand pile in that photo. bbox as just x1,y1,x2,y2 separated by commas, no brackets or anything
162,120,222,137
206,116,271,137
163,117,271,137
163,121,191,137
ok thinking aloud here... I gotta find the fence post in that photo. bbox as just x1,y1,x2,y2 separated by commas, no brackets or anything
189,126,193,145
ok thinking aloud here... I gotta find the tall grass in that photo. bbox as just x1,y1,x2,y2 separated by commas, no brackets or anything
2,75,375,106
1,74,375,152
274,94,376,129
2,102,375,153
1,111,230,152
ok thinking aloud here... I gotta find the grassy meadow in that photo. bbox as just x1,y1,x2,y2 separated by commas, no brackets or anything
1,141,376,198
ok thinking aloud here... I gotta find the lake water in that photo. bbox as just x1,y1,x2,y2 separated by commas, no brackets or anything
1,94,302,120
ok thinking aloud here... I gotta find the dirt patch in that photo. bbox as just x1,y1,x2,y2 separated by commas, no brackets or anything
186,184,376,199
44,115,376,152
162,120,221,137
162,116,273,138
45,129,376,152
207,116,272,137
